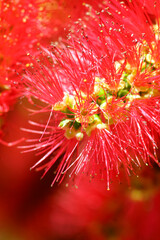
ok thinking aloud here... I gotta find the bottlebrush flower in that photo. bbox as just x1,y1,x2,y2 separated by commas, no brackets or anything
19,0,160,189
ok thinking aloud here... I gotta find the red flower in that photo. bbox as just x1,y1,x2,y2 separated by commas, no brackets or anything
19,0,160,189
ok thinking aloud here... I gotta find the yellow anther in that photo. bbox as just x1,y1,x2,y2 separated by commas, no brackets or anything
58,119,71,129
127,72,136,83
103,112,112,121
94,77,110,90
97,123,109,130
53,101,66,111
107,96,113,103
114,61,121,72
146,53,155,64
65,128,76,139
95,77,101,82
117,79,125,90
63,93,75,108
76,132,84,141
126,94,141,102
100,101,106,110
75,114,94,124
125,62,132,73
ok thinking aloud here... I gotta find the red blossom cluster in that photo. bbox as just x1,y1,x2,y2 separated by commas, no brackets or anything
1,0,160,239
16,0,160,189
